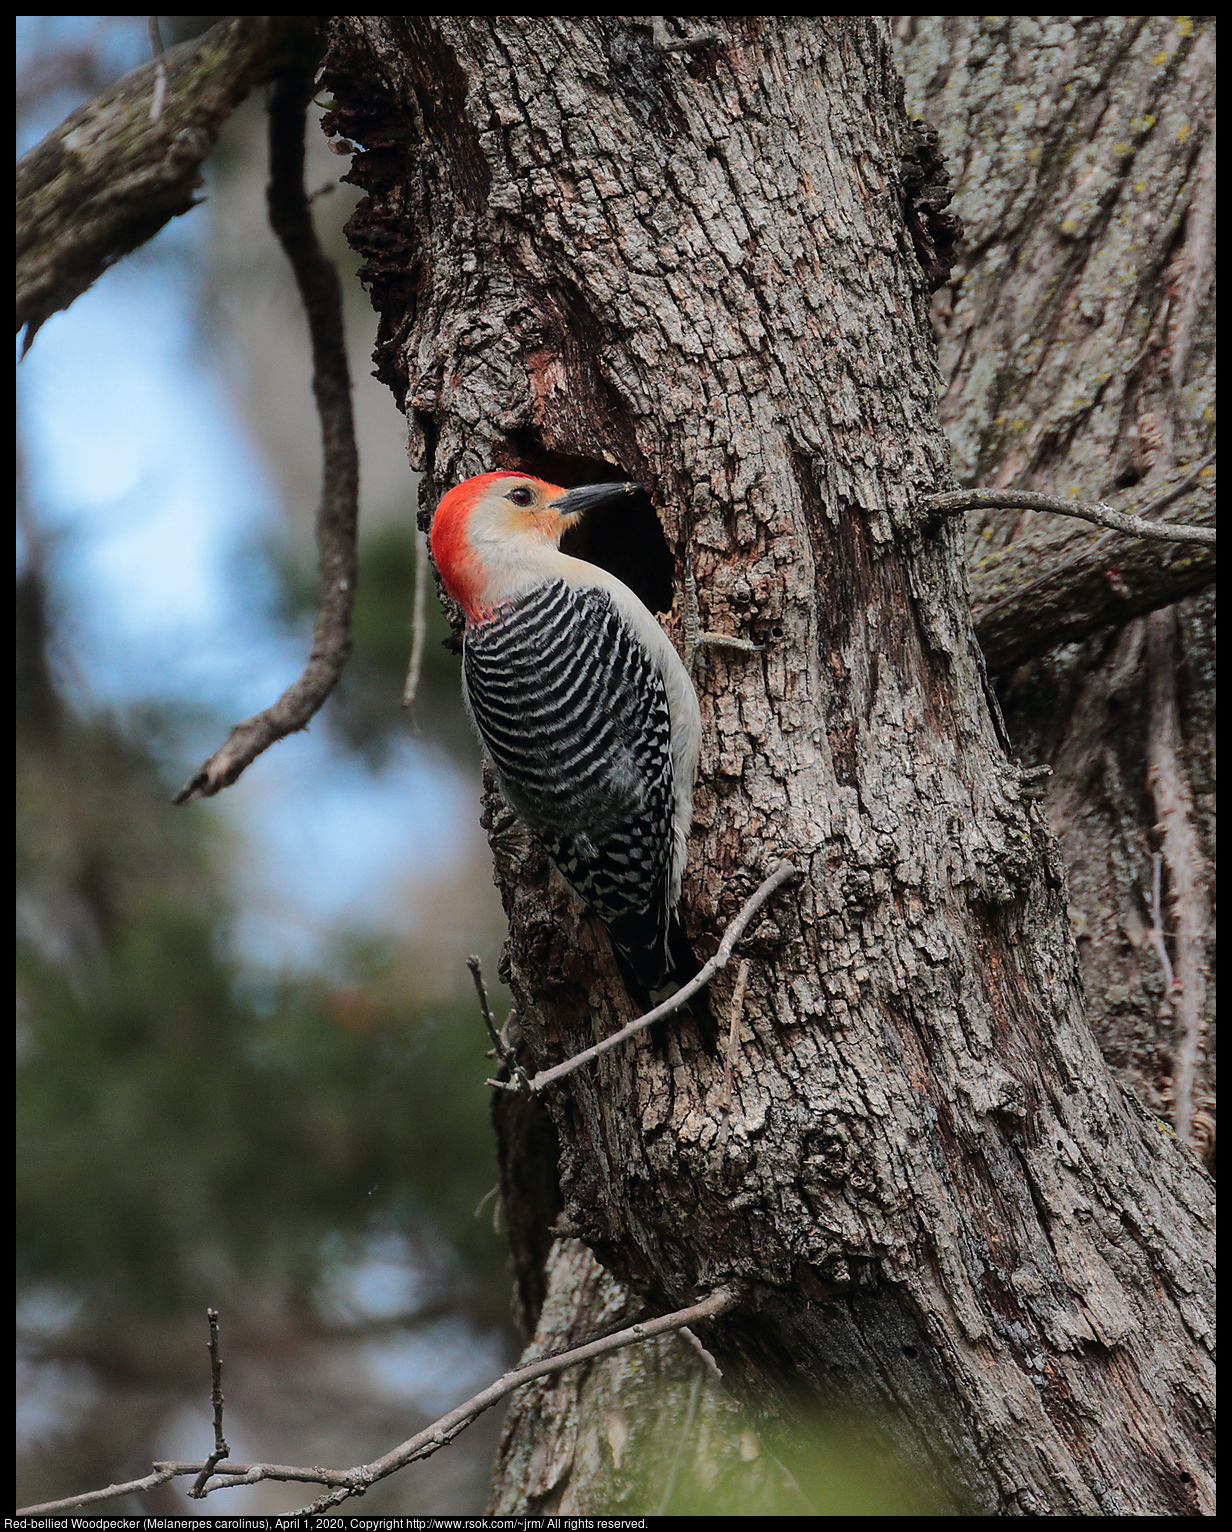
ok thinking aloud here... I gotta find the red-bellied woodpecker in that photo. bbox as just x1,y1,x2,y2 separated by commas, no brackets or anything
431,472,713,1050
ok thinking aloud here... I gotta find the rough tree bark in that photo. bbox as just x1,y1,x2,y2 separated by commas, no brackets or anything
897,15,1216,1159
323,16,1213,1515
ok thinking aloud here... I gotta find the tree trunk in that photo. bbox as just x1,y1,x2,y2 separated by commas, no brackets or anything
896,15,1216,1160
324,16,1214,1515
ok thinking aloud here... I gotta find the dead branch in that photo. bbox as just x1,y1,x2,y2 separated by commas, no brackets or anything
467,952,505,1062
927,454,1215,546
16,1287,737,1517
494,859,796,1096
188,1308,230,1497
144,17,167,125
17,17,312,346
970,463,1216,671
401,527,430,709
174,63,359,805
678,1323,724,1381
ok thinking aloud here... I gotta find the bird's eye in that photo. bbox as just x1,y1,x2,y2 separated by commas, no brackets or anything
508,486,534,508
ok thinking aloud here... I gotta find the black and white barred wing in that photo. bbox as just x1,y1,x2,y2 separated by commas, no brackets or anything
462,581,675,931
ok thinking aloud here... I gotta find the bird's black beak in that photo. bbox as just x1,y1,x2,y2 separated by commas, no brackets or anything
550,481,643,516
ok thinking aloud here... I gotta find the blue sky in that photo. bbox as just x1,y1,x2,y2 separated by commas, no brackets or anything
17,26,517,1506
18,17,480,970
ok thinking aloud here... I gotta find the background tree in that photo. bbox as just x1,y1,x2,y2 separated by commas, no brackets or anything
897,15,1215,1157
16,13,1214,1517
17,18,513,1515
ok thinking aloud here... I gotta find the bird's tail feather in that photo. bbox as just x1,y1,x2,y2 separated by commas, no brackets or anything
606,906,716,1055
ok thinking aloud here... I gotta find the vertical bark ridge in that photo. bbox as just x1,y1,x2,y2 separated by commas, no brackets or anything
896,16,1216,1156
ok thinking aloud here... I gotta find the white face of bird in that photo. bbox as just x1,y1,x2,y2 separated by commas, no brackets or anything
469,476,581,548
431,472,641,618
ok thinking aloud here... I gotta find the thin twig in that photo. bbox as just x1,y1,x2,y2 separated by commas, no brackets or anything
401,528,430,710
467,960,531,1096
473,1181,502,1230
925,457,1215,546
189,1308,229,1496
146,16,167,124
466,954,502,1058
20,1459,359,1515
721,958,751,1114
295,1285,739,1515
175,64,358,805
18,1466,185,1516
17,1287,737,1518
1147,851,1175,994
698,631,765,655
678,1324,724,1381
656,1367,704,1514
495,860,796,1096
207,1309,226,1451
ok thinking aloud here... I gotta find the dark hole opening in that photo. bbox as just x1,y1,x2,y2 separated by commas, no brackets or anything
1111,465,1146,491
499,434,676,614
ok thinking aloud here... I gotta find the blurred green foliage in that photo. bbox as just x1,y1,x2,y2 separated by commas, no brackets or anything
16,26,506,1504
657,1414,948,1517
681,1408,953,1516
17,560,507,1334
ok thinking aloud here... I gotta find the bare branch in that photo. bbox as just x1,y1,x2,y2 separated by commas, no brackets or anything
145,16,167,124
495,859,796,1095
17,17,312,346
466,953,504,1061
678,1324,724,1381
188,1308,230,1497
175,64,359,805
721,957,751,1115
17,1458,352,1516
16,1287,738,1517
291,1284,738,1515
927,455,1215,546
17,1465,186,1517
969,459,1216,671
401,528,430,710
